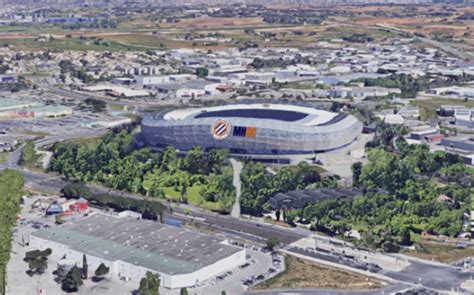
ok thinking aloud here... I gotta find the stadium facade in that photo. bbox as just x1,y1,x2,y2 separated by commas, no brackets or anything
140,104,362,161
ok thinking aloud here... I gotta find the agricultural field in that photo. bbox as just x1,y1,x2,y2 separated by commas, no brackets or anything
158,17,265,29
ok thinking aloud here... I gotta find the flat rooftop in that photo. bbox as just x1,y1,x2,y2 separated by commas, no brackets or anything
32,214,242,275
0,99,36,109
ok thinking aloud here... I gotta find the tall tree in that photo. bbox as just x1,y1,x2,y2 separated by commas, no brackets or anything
93,263,109,282
61,266,83,292
82,254,88,279
351,162,363,187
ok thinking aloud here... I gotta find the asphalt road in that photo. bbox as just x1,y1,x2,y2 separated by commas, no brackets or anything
385,261,472,292
374,24,473,60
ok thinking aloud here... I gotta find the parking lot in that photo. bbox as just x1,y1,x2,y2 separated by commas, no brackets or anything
192,243,284,295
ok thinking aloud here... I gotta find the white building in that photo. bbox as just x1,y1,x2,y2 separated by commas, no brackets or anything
29,214,245,289
454,109,474,129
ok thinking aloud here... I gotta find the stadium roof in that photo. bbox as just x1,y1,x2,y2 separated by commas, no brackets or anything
32,214,242,275
195,108,309,122
162,104,337,127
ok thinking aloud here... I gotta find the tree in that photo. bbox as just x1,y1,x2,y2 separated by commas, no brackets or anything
61,183,92,199
181,146,206,174
82,254,88,279
195,67,209,78
180,287,188,295
138,271,160,295
351,162,363,187
266,237,280,252
20,141,36,166
27,258,47,276
180,184,187,204
93,263,109,282
61,266,83,292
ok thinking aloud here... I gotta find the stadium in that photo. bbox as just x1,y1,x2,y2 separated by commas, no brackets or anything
139,104,363,162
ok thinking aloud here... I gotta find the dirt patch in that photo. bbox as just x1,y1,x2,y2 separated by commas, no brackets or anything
407,241,474,264
253,254,385,290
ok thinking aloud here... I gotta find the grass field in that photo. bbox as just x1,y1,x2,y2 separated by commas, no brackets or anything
163,185,222,212
63,136,102,147
407,240,474,263
254,254,384,290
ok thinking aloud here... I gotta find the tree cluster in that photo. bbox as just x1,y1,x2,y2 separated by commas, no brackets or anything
51,130,234,212
0,169,23,293
302,144,472,252
61,183,165,220
24,248,52,276
240,161,321,215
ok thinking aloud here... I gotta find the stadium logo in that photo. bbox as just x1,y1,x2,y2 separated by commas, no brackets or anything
211,119,231,140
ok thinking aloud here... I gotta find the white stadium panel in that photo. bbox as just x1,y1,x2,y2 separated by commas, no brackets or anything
140,104,363,156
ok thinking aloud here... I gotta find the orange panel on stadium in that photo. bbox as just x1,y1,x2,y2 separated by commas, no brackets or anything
245,127,256,137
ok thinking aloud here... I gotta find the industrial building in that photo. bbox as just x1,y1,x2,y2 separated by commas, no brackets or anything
29,213,246,289
440,136,474,165
454,109,474,129
139,104,362,162
0,99,38,111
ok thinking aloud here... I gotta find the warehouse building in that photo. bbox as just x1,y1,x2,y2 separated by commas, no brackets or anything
0,99,38,111
29,213,246,289
0,105,73,119
454,109,474,129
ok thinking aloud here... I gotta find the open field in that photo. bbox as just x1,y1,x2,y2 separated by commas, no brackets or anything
407,240,474,263
159,17,265,29
0,18,398,51
254,254,384,290
0,37,146,51
62,136,102,147
163,184,223,212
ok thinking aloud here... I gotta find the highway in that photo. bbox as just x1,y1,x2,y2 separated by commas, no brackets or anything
374,24,474,60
